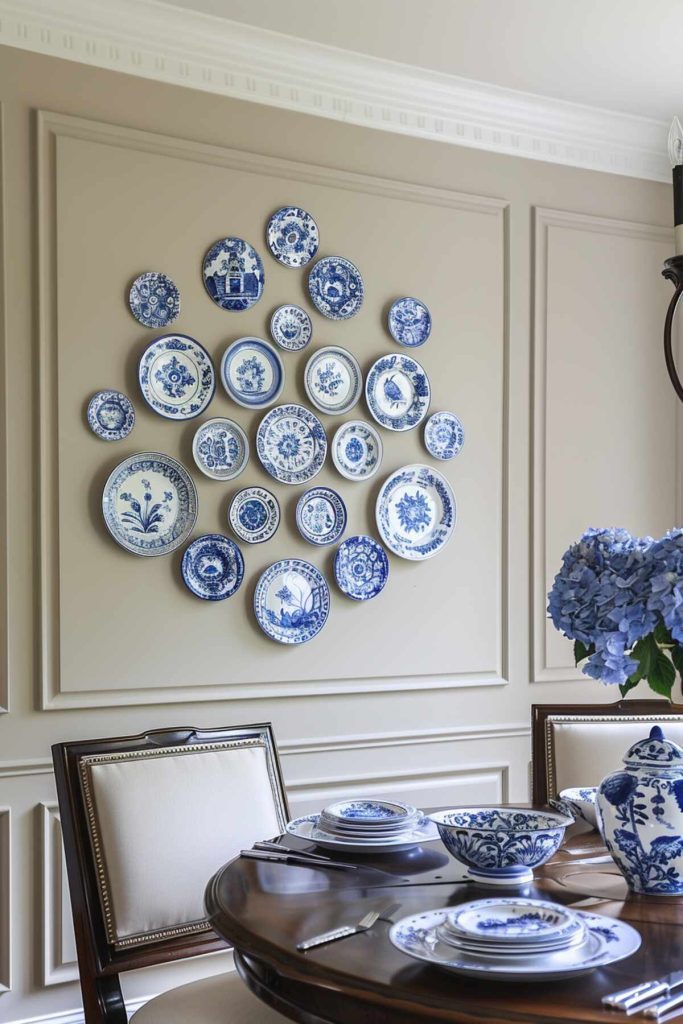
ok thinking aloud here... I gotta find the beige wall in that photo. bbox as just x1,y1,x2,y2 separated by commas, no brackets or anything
0,44,677,1023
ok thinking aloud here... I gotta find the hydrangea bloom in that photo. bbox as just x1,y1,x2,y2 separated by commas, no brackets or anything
649,529,683,644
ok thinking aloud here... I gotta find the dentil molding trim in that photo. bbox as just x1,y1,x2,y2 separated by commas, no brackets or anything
0,0,670,183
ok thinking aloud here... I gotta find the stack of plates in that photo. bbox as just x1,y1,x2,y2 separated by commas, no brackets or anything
436,898,586,957
285,797,439,853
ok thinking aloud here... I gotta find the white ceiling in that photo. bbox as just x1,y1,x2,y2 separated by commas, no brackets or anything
163,0,683,122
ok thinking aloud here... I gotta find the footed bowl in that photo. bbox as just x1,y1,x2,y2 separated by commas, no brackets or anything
558,788,599,830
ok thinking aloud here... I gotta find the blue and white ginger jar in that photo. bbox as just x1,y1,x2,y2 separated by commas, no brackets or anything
596,725,683,895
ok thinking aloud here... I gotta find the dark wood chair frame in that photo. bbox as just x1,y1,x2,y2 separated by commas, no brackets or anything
52,722,290,1024
531,697,683,804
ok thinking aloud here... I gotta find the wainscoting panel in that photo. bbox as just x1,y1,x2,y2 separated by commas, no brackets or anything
40,805,78,986
0,102,8,716
0,807,9,992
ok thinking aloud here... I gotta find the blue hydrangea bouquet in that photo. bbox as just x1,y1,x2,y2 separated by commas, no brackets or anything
548,527,683,697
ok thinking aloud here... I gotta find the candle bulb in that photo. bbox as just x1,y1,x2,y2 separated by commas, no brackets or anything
668,117,683,255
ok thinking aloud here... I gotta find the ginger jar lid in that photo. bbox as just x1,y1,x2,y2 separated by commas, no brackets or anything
623,725,683,768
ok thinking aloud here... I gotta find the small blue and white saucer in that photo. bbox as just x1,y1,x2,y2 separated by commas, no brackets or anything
128,272,180,329
87,390,135,441
331,421,383,482
229,487,280,544
192,417,249,481
308,256,364,320
266,206,319,268
220,338,284,409
256,404,327,485
334,535,389,601
376,463,456,561
270,305,313,351
365,353,430,432
295,487,347,545
388,297,432,347
181,534,244,601
254,559,330,644
304,346,363,416
138,334,215,420
202,237,264,311
424,412,465,460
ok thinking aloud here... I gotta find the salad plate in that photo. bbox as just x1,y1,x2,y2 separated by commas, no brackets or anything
181,534,244,600
331,420,382,481
324,799,414,823
286,813,440,853
256,404,327,485
365,353,430,432
424,412,465,460
220,338,284,409
102,452,198,556
87,389,135,441
128,271,180,329
253,559,330,645
229,487,280,544
446,899,580,944
202,236,264,311
266,206,319,268
376,464,455,561
138,334,215,420
308,256,364,320
270,304,313,351
304,346,362,416
192,418,249,481
295,487,347,545
388,296,432,347
334,535,389,601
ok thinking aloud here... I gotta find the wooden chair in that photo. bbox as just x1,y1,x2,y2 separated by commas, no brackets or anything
531,697,683,804
52,723,290,1024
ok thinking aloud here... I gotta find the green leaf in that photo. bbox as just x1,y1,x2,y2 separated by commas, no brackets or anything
631,635,657,679
619,676,641,698
647,650,676,698
654,621,673,646
574,639,592,665
671,644,683,676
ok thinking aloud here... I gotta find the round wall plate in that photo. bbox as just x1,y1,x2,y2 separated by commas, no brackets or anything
295,487,347,545
304,346,363,416
192,418,249,481
220,337,284,409
229,487,280,545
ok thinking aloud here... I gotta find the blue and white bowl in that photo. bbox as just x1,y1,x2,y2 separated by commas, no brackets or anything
429,807,573,886
558,788,598,830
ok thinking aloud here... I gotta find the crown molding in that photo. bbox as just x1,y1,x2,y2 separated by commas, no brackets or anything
0,0,670,182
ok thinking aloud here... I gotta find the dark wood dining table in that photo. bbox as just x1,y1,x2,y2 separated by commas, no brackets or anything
205,813,683,1024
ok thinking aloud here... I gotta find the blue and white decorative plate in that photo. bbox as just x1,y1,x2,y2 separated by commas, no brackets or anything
138,334,215,420
334,535,389,601
286,813,440,854
365,353,430,432
192,417,249,481
266,206,319,268
308,256,364,320
128,272,180,329
254,559,330,644
256,404,327,485
376,464,456,561
324,798,413,824
295,487,347,546
220,338,284,410
102,452,198,557
270,304,313,351
424,412,465,460
388,296,432,347
229,486,280,544
181,534,244,600
331,420,383,482
202,237,264,311
87,390,135,441
304,346,363,416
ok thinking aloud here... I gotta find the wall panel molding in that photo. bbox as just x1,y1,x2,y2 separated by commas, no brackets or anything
0,807,10,992
40,805,78,986
0,103,8,715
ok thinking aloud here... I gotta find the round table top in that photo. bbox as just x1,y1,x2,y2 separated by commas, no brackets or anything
205,818,683,1024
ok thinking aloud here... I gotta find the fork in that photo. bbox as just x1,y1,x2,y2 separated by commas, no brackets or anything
297,902,401,952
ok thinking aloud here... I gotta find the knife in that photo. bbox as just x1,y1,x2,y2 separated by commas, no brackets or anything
240,849,357,871
602,972,683,1011
643,988,683,1019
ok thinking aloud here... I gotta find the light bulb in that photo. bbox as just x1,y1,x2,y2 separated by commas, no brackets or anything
669,117,683,167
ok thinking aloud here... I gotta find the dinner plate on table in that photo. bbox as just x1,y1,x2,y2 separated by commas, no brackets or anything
286,813,439,853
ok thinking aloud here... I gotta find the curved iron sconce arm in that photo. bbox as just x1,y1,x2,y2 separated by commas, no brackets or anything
663,256,683,402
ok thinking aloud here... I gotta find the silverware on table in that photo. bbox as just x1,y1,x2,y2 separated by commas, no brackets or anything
602,971,683,1011
297,902,401,952
254,840,340,862
240,849,357,872
644,987,683,1019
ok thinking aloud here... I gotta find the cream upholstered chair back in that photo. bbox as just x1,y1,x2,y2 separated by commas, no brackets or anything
531,699,683,803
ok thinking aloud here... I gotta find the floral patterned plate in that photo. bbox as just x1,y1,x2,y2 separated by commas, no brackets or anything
308,256,364,320
181,534,244,600
192,417,249,481
229,486,280,544
202,236,264,311
253,559,330,644
266,206,319,268
87,389,135,441
270,304,313,351
331,420,383,482
376,464,456,561
334,535,389,600
295,486,347,545
221,338,284,410
256,403,327,485
138,334,215,420
424,412,465,460
102,452,198,556
128,271,180,329
388,296,432,347
304,346,363,416
286,813,440,853
365,353,430,432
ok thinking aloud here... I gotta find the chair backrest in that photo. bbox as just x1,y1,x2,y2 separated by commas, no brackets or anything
52,723,289,1024
531,698,683,804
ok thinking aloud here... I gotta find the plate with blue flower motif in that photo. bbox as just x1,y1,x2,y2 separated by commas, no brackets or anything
221,338,284,410
365,353,430,432
192,417,249,481
270,304,313,351
304,346,362,416
128,271,180,329
202,236,265,311
295,487,347,546
376,464,456,561
334,535,389,600
181,534,244,600
102,452,198,556
266,207,319,268
286,813,440,853
229,486,280,544
87,389,135,441
308,256,364,320
138,334,215,420
331,420,382,482
254,558,330,644
424,412,465,460
388,296,432,347
256,403,327,485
